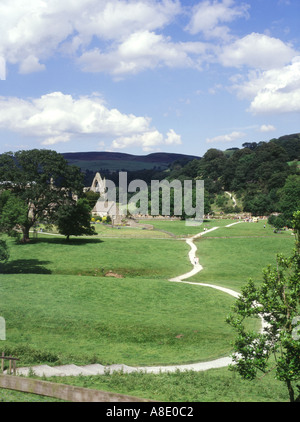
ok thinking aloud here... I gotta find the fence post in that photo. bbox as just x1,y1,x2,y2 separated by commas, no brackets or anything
1,352,4,373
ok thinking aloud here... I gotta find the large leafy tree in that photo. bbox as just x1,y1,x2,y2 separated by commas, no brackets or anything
0,149,84,242
227,212,300,402
55,198,96,240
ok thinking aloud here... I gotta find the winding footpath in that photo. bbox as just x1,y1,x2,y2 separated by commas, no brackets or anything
15,221,259,378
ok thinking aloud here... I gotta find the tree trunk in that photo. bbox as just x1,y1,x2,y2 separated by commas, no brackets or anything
286,379,295,402
21,226,31,243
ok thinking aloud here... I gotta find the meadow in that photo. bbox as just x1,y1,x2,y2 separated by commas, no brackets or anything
0,218,295,402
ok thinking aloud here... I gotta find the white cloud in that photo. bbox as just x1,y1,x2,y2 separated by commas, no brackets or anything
3,0,296,81
111,128,181,151
206,131,246,143
165,129,182,145
0,91,179,151
78,30,208,75
0,0,182,73
231,56,300,114
0,56,6,80
19,55,46,74
186,0,249,40
219,33,297,70
259,124,276,133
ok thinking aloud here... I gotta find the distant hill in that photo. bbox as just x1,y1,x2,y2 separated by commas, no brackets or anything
62,151,200,173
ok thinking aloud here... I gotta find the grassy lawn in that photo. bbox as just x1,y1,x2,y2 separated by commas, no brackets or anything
0,274,240,366
44,365,289,402
0,362,289,402
2,235,190,279
0,218,295,402
137,218,233,237
0,388,64,402
91,223,171,238
190,220,295,291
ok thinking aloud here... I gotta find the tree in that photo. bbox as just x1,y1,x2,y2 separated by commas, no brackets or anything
0,239,9,264
226,212,300,402
243,192,273,216
0,191,28,239
278,175,300,226
82,190,100,210
267,214,286,232
0,149,84,242
55,198,96,240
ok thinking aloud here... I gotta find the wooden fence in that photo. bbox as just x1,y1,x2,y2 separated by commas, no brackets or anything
0,352,153,402
0,353,19,376
0,374,153,402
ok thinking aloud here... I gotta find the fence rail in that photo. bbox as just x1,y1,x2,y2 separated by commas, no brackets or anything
0,374,153,402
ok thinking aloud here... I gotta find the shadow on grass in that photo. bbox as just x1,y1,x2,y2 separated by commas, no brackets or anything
0,259,52,274
29,237,104,246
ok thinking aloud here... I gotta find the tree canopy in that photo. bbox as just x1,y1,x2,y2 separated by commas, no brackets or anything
0,149,84,242
55,198,96,240
166,135,299,217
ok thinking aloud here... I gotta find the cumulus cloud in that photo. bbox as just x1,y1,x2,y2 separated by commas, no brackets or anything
165,129,182,145
0,91,179,151
219,33,297,70
19,55,46,74
206,131,246,143
1,0,300,122
1,0,297,82
0,0,182,73
231,57,300,114
111,128,181,151
78,30,208,75
186,0,250,40
259,124,276,133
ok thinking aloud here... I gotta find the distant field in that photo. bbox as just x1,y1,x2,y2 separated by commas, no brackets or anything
137,218,233,236
62,151,199,173
190,220,294,291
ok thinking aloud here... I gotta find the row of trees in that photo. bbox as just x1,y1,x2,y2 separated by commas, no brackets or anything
0,150,96,256
167,137,300,226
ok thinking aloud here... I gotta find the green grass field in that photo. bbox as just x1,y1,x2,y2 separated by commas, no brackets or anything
190,220,294,291
137,218,233,237
0,218,295,402
2,235,190,279
0,274,240,366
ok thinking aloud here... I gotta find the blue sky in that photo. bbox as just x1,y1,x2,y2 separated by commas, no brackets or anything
0,0,299,157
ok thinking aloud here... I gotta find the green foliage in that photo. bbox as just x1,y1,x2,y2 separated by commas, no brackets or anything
55,198,96,240
268,214,287,231
82,190,100,210
0,191,28,239
0,149,84,242
168,136,299,216
278,175,300,225
0,239,9,263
